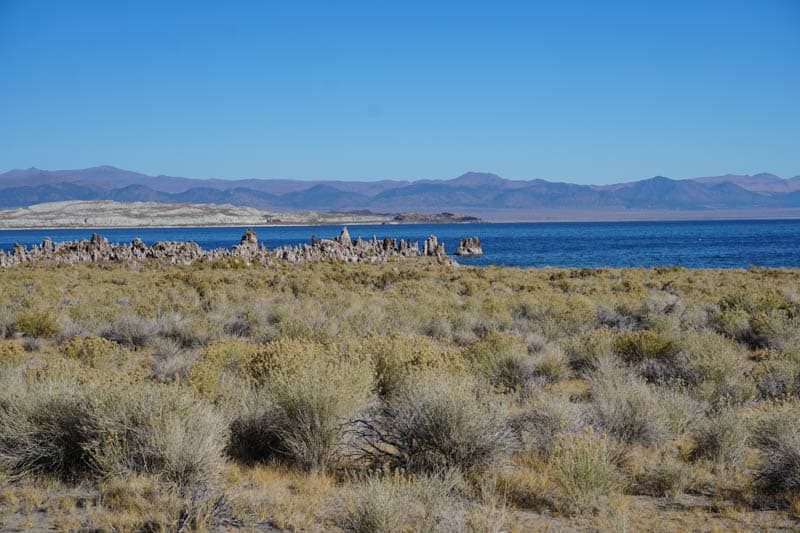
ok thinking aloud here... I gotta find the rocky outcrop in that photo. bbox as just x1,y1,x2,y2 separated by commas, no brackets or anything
455,236,483,256
423,236,446,258
0,228,457,268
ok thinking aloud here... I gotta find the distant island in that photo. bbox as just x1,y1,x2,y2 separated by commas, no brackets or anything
3,165,800,222
0,200,480,229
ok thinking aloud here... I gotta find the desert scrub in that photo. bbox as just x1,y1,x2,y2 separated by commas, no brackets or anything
233,340,373,472
61,335,126,368
149,338,199,382
351,372,515,475
358,331,465,397
188,339,261,400
690,406,748,467
101,313,159,349
713,288,797,349
12,308,59,338
515,392,584,459
751,402,800,497
550,429,621,515
679,331,754,405
464,331,533,391
563,328,615,372
589,365,670,446
0,371,226,487
0,340,25,367
340,472,460,533
631,452,690,498
87,383,227,487
0,373,95,481
612,329,679,365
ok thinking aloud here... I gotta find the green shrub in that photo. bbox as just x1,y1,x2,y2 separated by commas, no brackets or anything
13,308,59,338
61,335,124,368
358,332,464,397
612,330,679,365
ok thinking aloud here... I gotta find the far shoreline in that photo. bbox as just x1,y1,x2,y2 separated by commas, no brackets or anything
4,211,800,231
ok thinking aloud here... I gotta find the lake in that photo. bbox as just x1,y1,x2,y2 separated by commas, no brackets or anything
1,219,799,268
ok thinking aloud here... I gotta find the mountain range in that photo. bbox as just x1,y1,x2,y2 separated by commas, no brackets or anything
2,166,800,214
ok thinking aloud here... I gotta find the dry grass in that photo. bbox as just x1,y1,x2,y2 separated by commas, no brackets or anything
1,261,799,529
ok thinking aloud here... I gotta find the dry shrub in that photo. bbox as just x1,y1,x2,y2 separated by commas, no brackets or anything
88,384,227,487
340,472,460,533
358,332,464,397
713,289,796,349
550,429,621,515
340,476,410,533
757,358,800,399
564,328,615,373
61,335,124,368
679,331,754,405
515,393,584,459
155,312,212,348
188,340,261,400
351,372,515,475
232,339,373,472
0,373,94,481
531,345,571,383
102,314,159,349
612,329,680,365
149,338,198,382
751,403,800,496
589,365,670,446
0,373,226,487
464,331,534,391
656,385,706,436
690,407,748,467
13,308,59,338
632,452,690,498
0,340,25,367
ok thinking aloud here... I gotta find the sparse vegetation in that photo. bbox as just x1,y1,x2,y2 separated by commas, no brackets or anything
0,261,799,529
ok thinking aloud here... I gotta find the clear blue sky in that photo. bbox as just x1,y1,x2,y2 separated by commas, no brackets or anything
1,0,798,184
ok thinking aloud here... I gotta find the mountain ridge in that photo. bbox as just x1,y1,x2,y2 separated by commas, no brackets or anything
3,166,800,214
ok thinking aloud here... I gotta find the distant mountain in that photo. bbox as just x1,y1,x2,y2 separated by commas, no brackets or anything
2,166,800,214
692,173,800,193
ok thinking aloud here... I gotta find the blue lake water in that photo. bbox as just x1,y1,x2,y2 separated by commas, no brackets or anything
1,220,799,268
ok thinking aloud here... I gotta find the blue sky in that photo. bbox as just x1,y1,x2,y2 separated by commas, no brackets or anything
1,1,798,184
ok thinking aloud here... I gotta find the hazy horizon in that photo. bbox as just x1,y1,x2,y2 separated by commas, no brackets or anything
3,164,799,186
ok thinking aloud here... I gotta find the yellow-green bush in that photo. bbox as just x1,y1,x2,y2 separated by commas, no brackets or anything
0,340,25,366
358,332,464,396
188,340,261,400
61,335,124,368
612,330,679,364
13,308,59,338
